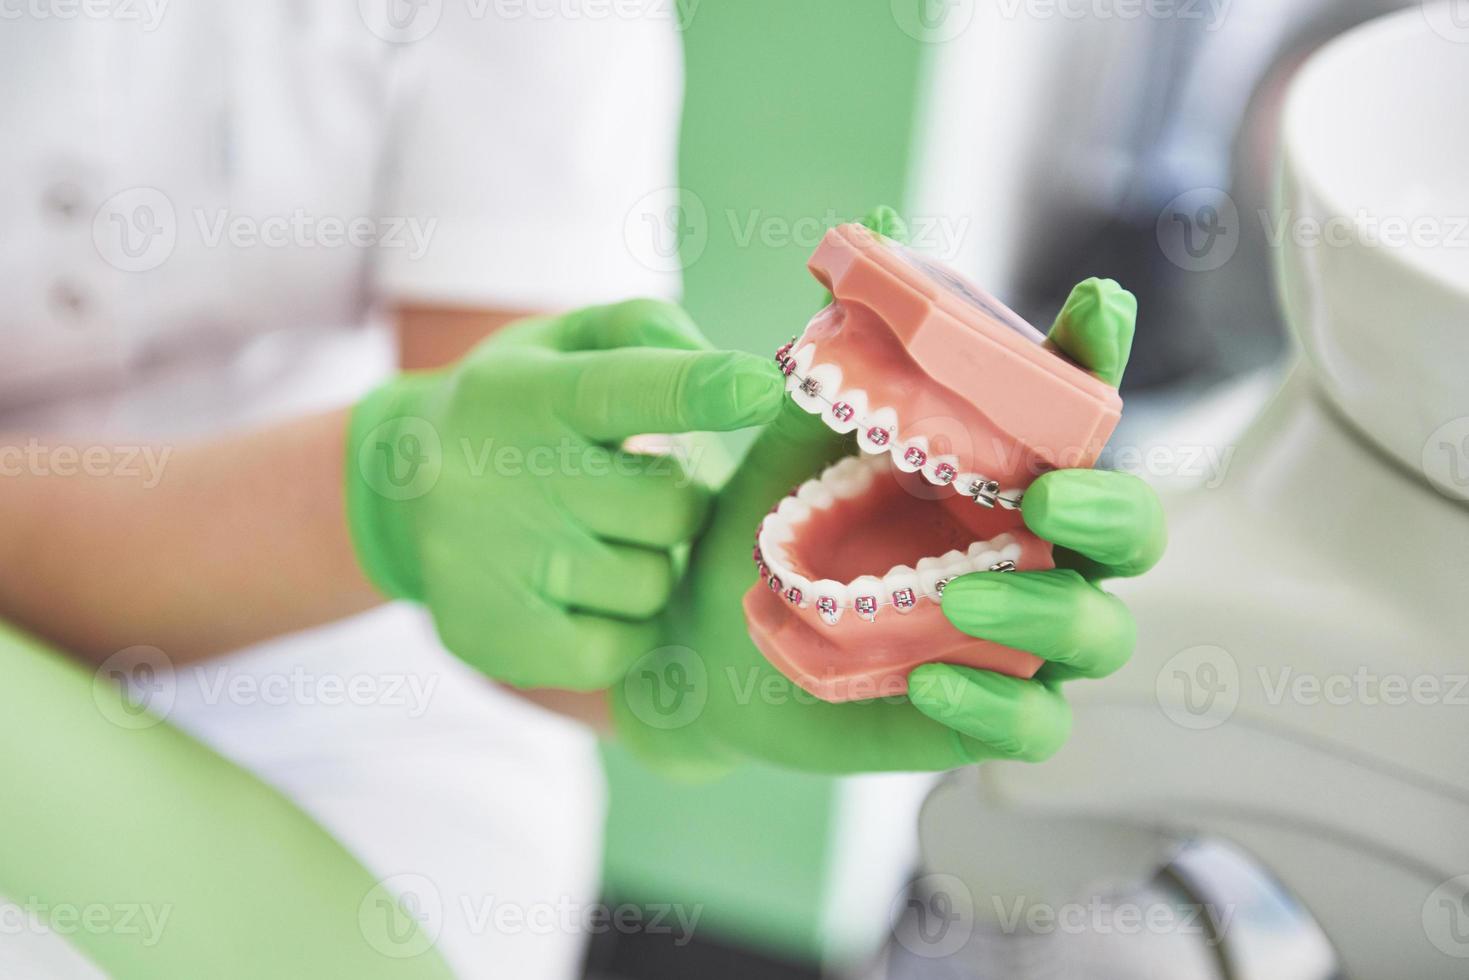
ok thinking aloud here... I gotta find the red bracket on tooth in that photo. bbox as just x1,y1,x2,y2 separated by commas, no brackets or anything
866,427,890,447
903,447,927,468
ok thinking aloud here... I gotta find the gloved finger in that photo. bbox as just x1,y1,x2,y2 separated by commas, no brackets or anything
558,348,784,441
907,663,1072,762
539,541,674,620
1044,278,1137,388
500,299,713,353
559,614,664,691
558,452,712,548
438,575,662,691
939,569,1136,680
1021,469,1166,578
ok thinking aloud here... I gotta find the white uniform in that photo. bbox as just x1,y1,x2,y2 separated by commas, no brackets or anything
0,3,682,976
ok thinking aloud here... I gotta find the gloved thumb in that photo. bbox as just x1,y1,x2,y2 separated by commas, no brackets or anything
558,348,785,442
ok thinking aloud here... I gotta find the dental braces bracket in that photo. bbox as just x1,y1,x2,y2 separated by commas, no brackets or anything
775,339,1024,511
754,521,1018,623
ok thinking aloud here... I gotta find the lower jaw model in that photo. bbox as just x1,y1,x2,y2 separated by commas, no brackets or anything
743,223,1122,703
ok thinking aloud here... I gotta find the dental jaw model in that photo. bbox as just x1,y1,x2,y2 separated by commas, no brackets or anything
744,224,1122,702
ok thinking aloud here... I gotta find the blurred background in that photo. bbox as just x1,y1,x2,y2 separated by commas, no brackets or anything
589,0,1424,977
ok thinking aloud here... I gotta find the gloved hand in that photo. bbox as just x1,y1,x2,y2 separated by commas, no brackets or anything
611,210,1164,774
346,299,784,690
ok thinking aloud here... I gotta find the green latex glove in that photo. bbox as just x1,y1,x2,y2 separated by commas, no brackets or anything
346,299,784,691
612,211,1164,774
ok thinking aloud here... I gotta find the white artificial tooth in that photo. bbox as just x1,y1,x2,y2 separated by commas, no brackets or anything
796,480,835,511
811,579,847,626
792,343,816,372
1001,542,1022,562
892,435,930,474
940,549,975,578
824,388,868,435
916,557,949,598
924,454,961,488
761,515,794,544
883,565,921,614
775,496,812,524
824,456,875,499
990,533,1015,549
857,407,900,455
849,575,885,623
793,362,842,414
966,542,1001,572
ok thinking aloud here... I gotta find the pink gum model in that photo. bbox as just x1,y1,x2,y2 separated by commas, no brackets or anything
743,224,1123,703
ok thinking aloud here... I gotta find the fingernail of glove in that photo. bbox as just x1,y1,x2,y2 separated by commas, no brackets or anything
694,354,785,427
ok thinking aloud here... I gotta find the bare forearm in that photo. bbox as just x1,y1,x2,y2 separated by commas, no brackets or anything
0,410,379,665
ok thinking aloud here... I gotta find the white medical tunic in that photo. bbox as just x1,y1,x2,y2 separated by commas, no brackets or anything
0,3,682,976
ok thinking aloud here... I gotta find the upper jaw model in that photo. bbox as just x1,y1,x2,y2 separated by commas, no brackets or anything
743,223,1123,703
